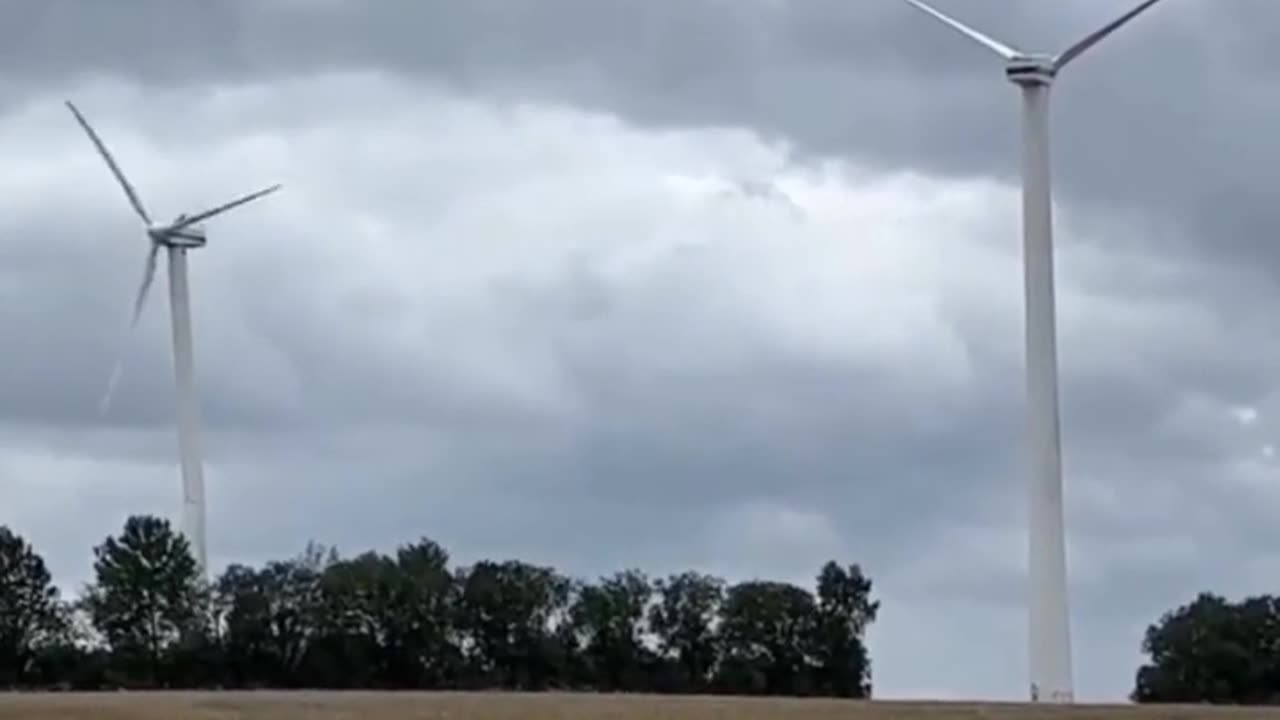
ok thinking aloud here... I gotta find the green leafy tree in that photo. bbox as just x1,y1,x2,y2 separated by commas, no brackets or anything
217,563,272,686
82,515,204,687
387,538,461,687
1134,592,1280,704
715,580,819,696
305,539,462,688
570,569,653,690
456,559,572,690
649,571,724,692
303,550,382,687
811,561,878,697
218,542,331,688
0,526,63,685
27,604,106,689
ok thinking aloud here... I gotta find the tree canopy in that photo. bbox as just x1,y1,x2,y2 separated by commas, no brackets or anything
1134,592,1280,704
13,514,1279,704
0,517,878,696
0,526,62,685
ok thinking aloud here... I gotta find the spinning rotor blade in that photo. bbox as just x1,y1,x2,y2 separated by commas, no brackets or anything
65,101,152,226
901,0,1021,60
99,242,162,416
1053,0,1166,71
130,243,161,330
98,357,125,417
169,184,282,231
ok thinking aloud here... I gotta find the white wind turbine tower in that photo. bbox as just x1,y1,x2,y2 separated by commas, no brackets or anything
900,0,1168,704
67,100,281,580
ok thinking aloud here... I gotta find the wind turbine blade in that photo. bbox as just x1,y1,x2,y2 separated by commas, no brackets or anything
98,360,124,417
1052,0,1166,71
901,0,1021,60
131,243,161,329
99,243,160,417
65,101,152,226
169,184,282,231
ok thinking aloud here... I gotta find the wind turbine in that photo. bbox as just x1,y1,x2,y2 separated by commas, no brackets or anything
899,0,1168,704
67,100,281,580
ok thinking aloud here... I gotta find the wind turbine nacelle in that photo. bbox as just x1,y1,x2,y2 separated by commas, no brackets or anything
164,223,208,248
1005,55,1056,86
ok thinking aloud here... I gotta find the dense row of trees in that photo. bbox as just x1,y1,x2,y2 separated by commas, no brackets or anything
0,518,878,696
4,517,1277,703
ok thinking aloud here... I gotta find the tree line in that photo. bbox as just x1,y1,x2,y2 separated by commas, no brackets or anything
3,515,1274,703
0,517,877,696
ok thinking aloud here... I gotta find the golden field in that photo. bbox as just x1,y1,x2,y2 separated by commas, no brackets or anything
0,692,1274,720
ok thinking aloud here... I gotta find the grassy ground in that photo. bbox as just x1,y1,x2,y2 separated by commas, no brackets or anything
0,691,1273,720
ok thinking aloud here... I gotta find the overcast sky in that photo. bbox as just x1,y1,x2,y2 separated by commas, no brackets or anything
2,0,1276,702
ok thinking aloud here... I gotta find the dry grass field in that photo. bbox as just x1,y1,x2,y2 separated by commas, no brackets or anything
0,692,1275,720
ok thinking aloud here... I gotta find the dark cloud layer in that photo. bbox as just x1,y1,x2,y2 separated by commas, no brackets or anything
4,0,1263,259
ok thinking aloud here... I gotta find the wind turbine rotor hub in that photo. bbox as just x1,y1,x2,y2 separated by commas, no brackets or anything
1005,55,1056,86
147,222,208,249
